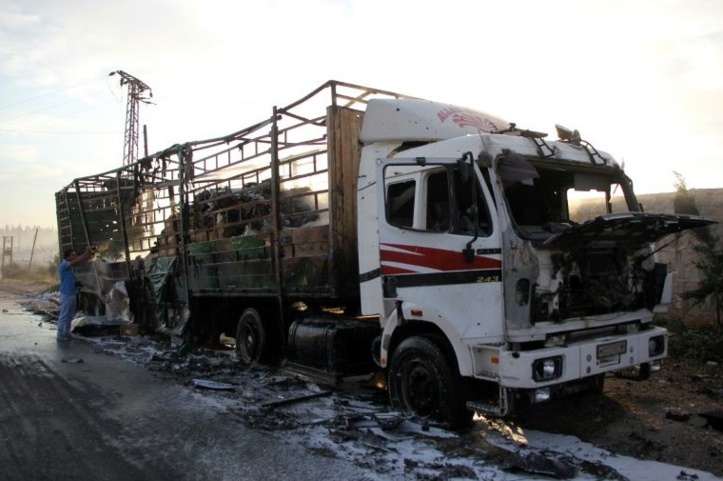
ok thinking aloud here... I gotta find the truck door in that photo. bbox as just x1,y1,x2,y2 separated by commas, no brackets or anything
378,157,504,342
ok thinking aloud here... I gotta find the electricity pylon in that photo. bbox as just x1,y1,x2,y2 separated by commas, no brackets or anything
110,70,153,165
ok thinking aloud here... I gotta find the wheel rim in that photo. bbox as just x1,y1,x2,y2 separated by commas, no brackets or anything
400,360,440,417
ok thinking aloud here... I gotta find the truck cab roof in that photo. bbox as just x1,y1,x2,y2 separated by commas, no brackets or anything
359,98,511,143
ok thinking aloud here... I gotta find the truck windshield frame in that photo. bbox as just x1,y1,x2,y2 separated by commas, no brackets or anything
496,155,638,242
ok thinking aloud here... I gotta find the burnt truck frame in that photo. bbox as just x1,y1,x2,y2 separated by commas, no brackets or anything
56,81,406,374
55,80,713,428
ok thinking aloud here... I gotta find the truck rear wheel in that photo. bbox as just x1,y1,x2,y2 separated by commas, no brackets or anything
388,336,472,429
236,308,266,365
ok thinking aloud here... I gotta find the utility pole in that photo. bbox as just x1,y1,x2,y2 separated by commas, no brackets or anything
110,70,153,166
1,236,13,274
28,228,38,269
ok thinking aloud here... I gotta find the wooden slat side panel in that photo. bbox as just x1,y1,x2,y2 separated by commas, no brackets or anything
328,106,364,295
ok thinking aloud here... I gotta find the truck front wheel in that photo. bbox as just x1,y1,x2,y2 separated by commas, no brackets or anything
388,336,472,429
236,308,266,365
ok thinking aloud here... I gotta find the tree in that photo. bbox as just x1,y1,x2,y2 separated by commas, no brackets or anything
673,171,715,248
673,172,722,326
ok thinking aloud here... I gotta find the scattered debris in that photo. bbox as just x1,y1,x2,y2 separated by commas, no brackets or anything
373,412,405,430
177,342,193,356
261,390,332,409
627,431,666,457
72,314,130,331
688,415,710,429
690,373,710,383
119,323,141,337
678,470,701,480
702,386,723,399
19,293,59,317
501,450,578,479
666,408,691,422
17,297,723,481
574,459,628,481
698,411,723,431
61,358,84,364
192,379,235,391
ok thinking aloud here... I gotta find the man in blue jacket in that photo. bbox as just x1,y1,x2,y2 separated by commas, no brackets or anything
57,245,96,341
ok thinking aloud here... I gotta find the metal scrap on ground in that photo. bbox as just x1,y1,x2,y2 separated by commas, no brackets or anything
192,379,236,391
61,357,84,364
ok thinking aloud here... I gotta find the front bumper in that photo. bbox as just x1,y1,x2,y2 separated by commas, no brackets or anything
497,326,667,389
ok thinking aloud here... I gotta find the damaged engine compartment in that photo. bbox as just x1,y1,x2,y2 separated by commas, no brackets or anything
532,246,666,324
498,155,713,326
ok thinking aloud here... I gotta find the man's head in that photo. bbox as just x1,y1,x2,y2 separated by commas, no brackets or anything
63,249,76,261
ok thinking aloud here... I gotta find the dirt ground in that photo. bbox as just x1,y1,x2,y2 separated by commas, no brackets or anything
4,278,723,478
507,356,723,478
0,279,57,297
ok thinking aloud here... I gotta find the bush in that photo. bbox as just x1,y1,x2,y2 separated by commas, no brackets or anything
668,325,723,363
1,260,58,284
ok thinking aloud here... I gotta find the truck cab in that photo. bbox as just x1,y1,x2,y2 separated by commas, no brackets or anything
357,99,713,426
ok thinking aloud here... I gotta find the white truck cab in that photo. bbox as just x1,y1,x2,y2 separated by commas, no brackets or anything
357,98,712,425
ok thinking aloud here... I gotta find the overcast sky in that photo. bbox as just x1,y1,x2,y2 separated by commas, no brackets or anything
1,0,722,228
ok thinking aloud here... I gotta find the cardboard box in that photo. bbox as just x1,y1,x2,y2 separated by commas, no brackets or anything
119,323,141,336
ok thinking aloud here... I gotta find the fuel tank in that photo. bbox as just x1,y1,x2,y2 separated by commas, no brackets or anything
287,316,380,381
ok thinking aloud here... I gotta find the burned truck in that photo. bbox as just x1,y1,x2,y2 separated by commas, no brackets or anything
56,80,713,427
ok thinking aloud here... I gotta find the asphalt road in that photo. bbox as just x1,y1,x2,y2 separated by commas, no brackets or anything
3,283,720,481
0,288,366,481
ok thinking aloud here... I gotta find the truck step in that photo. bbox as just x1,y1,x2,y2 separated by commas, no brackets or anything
466,400,504,417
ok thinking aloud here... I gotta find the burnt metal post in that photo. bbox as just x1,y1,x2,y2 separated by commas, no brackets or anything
116,170,132,276
270,106,286,348
73,180,92,249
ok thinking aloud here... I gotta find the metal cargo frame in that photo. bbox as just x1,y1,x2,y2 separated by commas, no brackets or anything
55,81,411,334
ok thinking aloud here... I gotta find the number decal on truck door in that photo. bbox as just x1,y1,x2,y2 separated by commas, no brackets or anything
476,275,501,283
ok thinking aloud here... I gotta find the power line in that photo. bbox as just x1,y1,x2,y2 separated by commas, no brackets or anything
0,75,107,112
0,129,120,134
0,88,110,125
0,99,117,134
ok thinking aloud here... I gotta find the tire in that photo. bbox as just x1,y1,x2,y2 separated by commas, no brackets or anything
388,336,472,429
235,308,267,365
